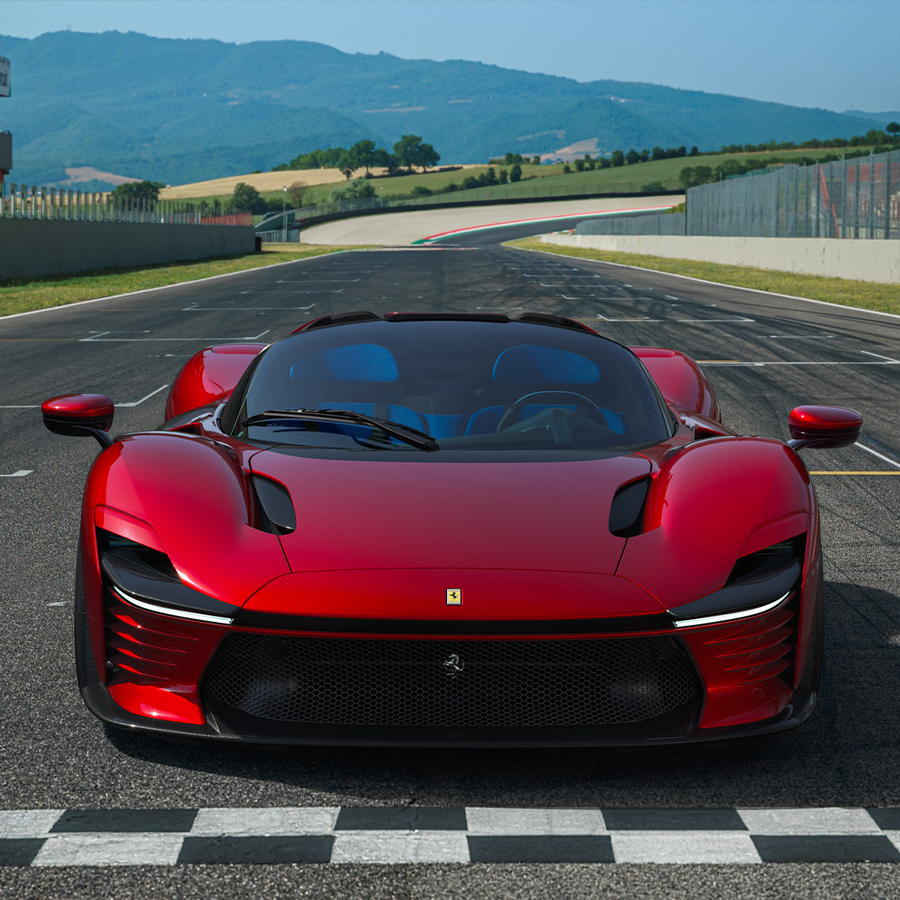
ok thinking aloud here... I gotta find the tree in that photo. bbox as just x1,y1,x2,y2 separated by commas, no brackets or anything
232,182,267,213
286,181,307,206
510,163,522,183
887,122,900,136
329,178,376,202
349,140,378,174
625,149,641,165
111,181,165,203
394,134,424,173
610,150,625,167
337,150,356,180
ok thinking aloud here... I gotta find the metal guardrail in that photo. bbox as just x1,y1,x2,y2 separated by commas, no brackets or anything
0,182,250,225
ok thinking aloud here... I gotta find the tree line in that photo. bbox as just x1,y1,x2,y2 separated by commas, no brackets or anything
271,135,440,179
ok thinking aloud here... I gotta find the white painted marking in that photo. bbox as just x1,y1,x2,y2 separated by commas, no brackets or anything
856,443,900,470
33,834,184,867
182,305,316,311
738,808,881,834
697,360,898,367
330,832,470,864
612,832,761,864
47,602,68,607
191,807,339,836
769,334,835,339
79,330,270,342
676,317,755,323
0,809,65,837
519,245,900,321
466,808,607,835
861,350,900,364
0,253,350,323
0,469,32,477
117,384,169,408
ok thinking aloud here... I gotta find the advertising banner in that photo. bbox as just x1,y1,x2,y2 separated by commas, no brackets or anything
0,57,10,97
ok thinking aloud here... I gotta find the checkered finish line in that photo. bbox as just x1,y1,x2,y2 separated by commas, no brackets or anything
3,807,900,866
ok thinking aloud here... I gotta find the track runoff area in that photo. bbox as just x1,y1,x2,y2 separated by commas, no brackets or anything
1,209,899,893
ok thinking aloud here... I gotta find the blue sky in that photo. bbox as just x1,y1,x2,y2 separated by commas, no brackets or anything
2,0,898,113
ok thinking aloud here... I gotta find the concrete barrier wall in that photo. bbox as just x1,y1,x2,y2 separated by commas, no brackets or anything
539,233,900,284
0,218,255,281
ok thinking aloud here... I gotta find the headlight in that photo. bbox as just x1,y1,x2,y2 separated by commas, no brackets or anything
98,530,239,625
670,536,804,628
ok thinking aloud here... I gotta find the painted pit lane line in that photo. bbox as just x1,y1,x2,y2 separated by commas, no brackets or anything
0,384,168,411
518,245,900,323
79,330,271,343
0,253,358,324
3,807,900,866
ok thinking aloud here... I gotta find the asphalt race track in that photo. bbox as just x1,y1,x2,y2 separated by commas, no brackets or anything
1,217,899,898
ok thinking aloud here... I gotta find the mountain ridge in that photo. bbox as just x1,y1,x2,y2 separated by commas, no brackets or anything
0,30,883,189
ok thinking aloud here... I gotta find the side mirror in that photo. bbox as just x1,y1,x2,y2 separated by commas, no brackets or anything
788,405,862,451
42,394,115,449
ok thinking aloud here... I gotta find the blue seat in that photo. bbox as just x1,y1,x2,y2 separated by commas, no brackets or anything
466,344,625,435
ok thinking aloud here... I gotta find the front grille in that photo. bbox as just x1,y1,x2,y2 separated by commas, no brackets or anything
201,633,701,728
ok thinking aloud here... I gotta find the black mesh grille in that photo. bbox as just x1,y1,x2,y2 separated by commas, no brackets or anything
202,633,701,728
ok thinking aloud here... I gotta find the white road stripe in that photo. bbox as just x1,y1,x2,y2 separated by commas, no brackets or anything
330,832,470,864
33,834,184,867
738,807,882,834
856,443,900,469
611,831,762,864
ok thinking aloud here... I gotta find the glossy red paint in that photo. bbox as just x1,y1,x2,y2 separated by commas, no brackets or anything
631,347,721,421
165,343,266,420
789,405,863,447
243,569,666,621
42,393,114,421
682,605,796,729
84,434,289,606
251,451,651,578
104,595,221,725
46,313,852,746
619,437,812,610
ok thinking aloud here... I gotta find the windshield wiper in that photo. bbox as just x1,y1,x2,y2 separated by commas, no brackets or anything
242,408,440,452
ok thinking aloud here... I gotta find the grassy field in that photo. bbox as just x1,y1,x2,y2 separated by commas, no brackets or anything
167,147,874,209
0,245,356,318
509,237,900,316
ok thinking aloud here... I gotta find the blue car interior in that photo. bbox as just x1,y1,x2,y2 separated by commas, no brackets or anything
288,341,625,439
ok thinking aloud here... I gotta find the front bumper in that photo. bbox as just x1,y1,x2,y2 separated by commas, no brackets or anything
89,584,812,746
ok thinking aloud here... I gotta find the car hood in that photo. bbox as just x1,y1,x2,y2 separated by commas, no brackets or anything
249,450,651,577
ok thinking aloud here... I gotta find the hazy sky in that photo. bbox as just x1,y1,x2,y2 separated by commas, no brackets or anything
2,0,898,113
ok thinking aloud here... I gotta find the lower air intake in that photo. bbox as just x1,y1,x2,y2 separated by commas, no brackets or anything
202,634,701,728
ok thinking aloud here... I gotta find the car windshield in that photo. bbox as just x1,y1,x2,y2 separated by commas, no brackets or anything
223,318,673,453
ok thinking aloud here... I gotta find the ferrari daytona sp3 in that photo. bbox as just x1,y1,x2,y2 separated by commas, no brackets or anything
42,310,862,746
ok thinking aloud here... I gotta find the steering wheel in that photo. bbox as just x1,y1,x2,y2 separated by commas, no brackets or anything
496,390,613,441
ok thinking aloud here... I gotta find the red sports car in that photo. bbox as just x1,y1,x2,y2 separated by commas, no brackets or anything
43,311,861,746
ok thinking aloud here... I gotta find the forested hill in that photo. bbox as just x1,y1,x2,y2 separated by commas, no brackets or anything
0,30,882,189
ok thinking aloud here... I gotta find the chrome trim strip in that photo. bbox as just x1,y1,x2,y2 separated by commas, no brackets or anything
111,587,234,626
672,591,792,628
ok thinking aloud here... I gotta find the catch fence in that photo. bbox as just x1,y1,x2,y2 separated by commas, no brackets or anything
0,182,251,225
577,148,900,240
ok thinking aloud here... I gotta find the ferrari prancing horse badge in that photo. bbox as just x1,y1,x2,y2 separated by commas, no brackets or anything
446,588,462,606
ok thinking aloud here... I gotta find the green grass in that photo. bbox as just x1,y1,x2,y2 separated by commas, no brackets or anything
508,237,900,316
0,245,359,318
208,147,879,210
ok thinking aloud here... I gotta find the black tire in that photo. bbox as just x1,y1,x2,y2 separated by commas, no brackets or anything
74,554,100,691
798,553,825,693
